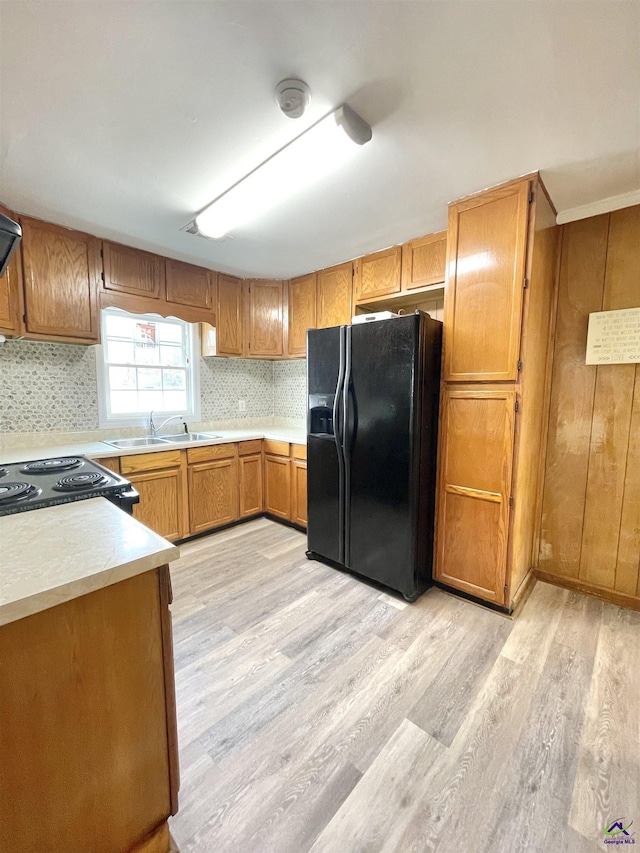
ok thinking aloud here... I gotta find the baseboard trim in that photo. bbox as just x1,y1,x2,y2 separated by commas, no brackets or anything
534,570,640,612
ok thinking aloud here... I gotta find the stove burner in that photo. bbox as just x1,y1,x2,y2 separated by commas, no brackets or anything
21,457,83,474
54,471,110,491
0,481,41,504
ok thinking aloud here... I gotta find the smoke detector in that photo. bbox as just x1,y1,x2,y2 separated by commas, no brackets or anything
275,79,311,119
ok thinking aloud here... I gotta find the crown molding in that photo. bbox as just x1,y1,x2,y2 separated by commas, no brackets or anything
556,190,640,224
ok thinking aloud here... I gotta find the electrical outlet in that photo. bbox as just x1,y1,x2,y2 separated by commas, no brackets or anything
238,399,247,413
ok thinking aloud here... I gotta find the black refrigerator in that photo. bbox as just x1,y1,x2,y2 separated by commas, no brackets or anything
306,312,442,601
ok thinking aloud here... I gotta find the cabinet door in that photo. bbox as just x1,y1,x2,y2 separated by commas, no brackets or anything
401,231,446,290
291,460,307,528
239,453,263,518
264,454,291,520
0,205,22,335
287,273,316,357
354,246,401,302
128,467,184,541
103,242,164,300
166,259,214,311
188,458,238,534
247,279,284,357
317,262,353,328
444,180,530,381
435,386,516,605
20,217,100,341
216,274,244,356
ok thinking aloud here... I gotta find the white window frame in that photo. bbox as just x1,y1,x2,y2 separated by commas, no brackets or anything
96,307,200,429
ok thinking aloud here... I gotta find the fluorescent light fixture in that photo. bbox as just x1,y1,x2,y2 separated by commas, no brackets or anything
194,104,372,239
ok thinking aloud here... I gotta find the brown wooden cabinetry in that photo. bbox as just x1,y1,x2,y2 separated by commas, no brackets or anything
435,174,559,610
216,274,244,356
166,258,214,311
264,452,292,520
239,450,263,518
102,241,164,300
291,460,308,528
246,279,284,357
435,386,515,605
354,246,402,301
287,273,316,357
317,262,353,328
20,217,100,342
0,566,178,853
444,181,530,382
0,205,22,336
401,231,447,290
188,457,238,534
121,450,186,542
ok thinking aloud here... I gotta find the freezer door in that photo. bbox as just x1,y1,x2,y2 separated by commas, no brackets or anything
307,326,346,563
345,315,421,596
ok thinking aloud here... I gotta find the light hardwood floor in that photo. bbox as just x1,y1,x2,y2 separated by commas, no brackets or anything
168,518,640,852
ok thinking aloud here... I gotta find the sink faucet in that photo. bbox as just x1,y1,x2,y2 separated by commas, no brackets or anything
147,411,187,437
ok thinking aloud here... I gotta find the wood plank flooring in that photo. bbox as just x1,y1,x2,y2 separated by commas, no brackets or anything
168,518,640,852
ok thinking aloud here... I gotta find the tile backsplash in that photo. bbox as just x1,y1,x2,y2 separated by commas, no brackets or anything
0,341,100,433
0,339,307,434
274,360,307,421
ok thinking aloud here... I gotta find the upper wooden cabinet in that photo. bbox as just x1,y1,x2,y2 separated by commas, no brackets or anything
435,385,516,605
401,231,446,290
0,205,22,336
246,279,284,358
166,259,214,312
287,273,316,357
444,179,530,382
317,262,353,328
216,274,244,356
20,217,100,342
102,241,165,300
354,246,402,301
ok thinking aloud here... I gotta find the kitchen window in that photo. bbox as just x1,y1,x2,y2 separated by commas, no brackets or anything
97,308,200,427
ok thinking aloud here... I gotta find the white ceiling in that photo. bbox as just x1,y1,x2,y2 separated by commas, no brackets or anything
1,1,639,279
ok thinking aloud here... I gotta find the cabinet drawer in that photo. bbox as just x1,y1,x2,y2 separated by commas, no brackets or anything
238,439,262,456
263,439,289,457
120,449,182,474
187,442,237,464
291,443,307,460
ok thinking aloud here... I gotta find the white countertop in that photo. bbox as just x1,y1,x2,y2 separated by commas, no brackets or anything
0,498,179,627
0,426,307,465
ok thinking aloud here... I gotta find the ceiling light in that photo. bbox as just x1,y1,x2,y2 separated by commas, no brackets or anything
193,104,372,239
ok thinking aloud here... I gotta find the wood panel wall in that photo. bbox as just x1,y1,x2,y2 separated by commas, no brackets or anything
536,205,640,609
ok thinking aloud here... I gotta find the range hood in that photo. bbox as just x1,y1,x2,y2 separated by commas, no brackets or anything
0,212,21,277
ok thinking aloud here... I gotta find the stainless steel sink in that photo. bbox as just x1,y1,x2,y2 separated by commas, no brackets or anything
101,437,171,449
160,432,222,443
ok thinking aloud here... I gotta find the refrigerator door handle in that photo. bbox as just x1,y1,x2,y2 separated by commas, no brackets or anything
334,326,347,564
343,326,352,567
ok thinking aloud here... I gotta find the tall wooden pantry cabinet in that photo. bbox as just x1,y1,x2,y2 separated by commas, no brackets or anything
435,173,559,610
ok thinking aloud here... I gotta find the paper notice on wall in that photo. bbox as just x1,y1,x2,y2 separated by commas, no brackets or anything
585,307,640,365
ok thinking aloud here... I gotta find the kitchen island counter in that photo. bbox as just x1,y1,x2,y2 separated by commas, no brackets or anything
0,496,179,627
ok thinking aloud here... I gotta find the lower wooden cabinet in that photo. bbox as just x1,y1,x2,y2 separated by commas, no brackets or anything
435,385,516,606
0,566,178,853
119,450,186,542
291,460,307,527
264,453,291,520
239,454,263,518
99,439,307,541
128,468,185,543
188,458,239,534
